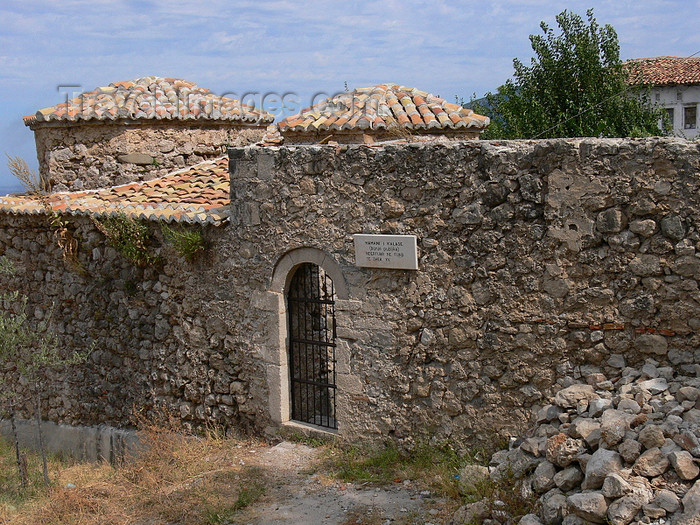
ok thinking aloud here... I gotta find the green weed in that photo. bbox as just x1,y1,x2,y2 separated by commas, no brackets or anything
0,437,71,508
285,431,335,448
161,223,208,262
204,471,265,524
232,482,266,511
93,214,161,268
325,441,467,499
458,462,538,521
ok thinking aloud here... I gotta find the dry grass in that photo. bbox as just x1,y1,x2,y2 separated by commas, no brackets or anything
0,416,512,524
6,155,49,194
382,116,415,142
0,414,268,525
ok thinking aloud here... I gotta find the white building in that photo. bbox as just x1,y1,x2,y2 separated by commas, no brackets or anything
627,56,700,139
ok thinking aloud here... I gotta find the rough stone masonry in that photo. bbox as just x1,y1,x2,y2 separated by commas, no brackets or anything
0,137,698,448
31,121,261,191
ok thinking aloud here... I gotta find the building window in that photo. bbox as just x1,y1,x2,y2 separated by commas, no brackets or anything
684,106,697,129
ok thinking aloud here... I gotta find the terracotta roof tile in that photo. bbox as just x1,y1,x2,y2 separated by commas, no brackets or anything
23,76,274,127
409,112,423,126
278,84,489,134
0,157,231,226
626,57,700,86
397,114,411,126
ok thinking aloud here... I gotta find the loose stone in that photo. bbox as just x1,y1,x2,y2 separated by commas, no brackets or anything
638,425,666,450
567,492,608,523
632,448,669,478
583,448,623,490
668,450,699,481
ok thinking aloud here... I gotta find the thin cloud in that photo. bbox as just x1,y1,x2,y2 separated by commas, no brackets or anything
2,0,699,184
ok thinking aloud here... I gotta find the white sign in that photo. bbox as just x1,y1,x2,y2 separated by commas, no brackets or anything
353,234,418,270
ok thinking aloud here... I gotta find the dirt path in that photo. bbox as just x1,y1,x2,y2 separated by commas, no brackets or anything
231,441,451,525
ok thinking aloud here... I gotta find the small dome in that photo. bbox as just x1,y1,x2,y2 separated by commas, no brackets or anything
278,83,489,133
24,76,274,126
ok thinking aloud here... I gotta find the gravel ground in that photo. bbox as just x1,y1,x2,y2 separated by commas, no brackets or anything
232,441,451,525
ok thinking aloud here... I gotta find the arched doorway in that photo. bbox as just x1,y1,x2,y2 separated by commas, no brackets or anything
286,263,337,429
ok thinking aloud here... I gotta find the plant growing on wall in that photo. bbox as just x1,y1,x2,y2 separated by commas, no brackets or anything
92,213,161,268
7,155,85,274
0,256,89,488
0,256,14,274
6,154,50,193
161,223,208,262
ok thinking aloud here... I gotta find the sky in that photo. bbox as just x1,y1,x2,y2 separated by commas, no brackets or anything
1,0,699,191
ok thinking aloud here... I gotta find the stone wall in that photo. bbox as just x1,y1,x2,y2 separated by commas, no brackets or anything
1,137,699,448
31,121,264,191
227,137,700,445
0,215,267,433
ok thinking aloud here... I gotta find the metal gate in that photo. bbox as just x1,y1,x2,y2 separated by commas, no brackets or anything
287,263,337,429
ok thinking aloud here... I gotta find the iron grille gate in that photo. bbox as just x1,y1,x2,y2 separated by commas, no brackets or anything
287,263,337,429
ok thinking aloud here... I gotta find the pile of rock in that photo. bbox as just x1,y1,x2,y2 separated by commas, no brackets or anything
457,365,700,525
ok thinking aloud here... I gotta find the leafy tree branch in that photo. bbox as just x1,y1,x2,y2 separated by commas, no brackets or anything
474,9,663,139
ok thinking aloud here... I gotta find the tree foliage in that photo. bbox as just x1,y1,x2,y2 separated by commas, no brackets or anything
478,9,662,139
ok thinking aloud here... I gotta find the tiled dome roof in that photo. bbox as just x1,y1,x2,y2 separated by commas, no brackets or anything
23,76,274,126
277,84,489,133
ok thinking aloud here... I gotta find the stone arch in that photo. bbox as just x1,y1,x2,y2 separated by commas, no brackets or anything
270,247,348,299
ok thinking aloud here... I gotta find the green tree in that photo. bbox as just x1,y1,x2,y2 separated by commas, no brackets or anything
477,9,662,139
